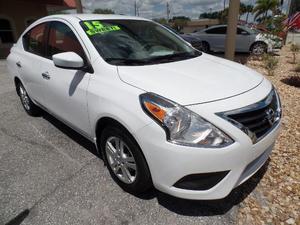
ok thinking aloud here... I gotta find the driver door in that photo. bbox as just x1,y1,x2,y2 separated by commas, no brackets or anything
38,21,92,137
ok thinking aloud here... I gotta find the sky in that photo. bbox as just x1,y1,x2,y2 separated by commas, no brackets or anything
80,0,290,21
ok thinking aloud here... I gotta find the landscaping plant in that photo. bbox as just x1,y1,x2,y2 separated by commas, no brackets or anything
263,53,279,76
290,43,299,64
295,62,300,72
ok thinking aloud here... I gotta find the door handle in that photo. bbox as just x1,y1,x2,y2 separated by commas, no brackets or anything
16,61,22,68
41,72,50,80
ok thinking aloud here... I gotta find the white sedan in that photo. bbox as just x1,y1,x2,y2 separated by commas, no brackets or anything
6,14,281,200
192,25,282,55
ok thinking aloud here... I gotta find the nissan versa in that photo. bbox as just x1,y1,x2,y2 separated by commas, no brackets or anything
6,14,281,200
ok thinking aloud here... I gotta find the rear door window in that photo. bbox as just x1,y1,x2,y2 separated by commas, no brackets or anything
23,23,47,56
205,27,227,34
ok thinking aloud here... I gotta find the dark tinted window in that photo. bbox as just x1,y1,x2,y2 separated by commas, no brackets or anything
0,18,14,43
206,27,227,34
47,21,85,59
23,23,47,56
237,28,248,35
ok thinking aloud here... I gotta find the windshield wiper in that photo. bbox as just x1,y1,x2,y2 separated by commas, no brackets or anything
148,51,201,63
105,58,150,65
105,51,202,66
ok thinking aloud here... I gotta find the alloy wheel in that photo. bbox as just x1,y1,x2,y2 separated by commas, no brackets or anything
252,43,266,55
19,85,31,111
105,136,137,184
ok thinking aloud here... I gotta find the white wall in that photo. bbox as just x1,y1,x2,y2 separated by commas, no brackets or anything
286,32,300,45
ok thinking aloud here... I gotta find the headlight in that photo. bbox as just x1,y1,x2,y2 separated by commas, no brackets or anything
140,93,234,148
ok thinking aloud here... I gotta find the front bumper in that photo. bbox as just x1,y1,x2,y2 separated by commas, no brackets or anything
267,42,283,53
133,79,281,200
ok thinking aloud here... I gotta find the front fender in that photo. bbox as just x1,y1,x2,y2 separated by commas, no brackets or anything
87,65,152,139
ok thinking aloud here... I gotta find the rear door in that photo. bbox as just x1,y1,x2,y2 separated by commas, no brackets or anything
38,20,92,136
18,22,48,103
235,27,251,52
204,26,227,51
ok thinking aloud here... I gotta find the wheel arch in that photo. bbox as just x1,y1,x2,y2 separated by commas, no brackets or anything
95,116,153,181
14,76,22,96
95,116,144,156
249,41,268,52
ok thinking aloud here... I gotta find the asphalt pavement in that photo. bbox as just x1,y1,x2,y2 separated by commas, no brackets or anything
0,60,265,225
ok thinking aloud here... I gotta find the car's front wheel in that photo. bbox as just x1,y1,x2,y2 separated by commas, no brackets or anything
100,124,152,194
251,42,267,55
17,82,41,116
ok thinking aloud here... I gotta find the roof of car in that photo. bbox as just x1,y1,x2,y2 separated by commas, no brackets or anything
42,14,150,21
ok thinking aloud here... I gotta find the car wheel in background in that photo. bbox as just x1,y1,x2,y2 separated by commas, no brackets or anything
251,42,267,55
100,124,152,194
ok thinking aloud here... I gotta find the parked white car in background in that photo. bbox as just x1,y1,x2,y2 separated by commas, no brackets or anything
192,24,282,55
6,14,281,200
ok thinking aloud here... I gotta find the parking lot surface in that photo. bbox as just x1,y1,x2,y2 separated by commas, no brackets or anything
0,60,262,225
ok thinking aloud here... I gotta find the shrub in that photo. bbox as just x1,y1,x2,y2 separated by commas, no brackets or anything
263,54,279,76
295,62,300,72
290,44,300,64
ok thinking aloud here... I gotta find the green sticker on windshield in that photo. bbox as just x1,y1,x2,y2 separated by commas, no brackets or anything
84,21,120,36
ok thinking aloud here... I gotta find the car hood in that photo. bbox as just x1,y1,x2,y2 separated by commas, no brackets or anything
256,33,280,43
117,53,264,105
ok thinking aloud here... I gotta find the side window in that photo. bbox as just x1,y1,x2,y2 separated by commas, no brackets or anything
47,21,85,60
237,28,248,35
0,18,14,43
206,27,227,34
23,23,47,56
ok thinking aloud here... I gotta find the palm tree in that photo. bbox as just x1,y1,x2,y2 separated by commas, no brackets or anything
253,0,279,22
245,4,254,23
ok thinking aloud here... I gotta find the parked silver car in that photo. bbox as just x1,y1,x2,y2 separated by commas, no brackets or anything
192,25,282,55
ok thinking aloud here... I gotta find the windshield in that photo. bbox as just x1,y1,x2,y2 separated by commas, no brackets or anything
242,26,259,34
80,19,201,66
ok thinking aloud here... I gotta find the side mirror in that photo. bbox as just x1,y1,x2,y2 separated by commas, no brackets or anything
53,52,84,70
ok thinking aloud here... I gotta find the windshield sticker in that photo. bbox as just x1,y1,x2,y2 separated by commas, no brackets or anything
83,21,120,36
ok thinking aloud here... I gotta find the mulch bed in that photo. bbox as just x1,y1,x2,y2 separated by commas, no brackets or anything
236,46,300,225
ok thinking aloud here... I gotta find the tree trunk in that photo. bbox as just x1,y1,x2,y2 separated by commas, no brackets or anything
225,0,240,60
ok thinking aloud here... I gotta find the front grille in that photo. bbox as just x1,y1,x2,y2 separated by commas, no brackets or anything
218,88,281,143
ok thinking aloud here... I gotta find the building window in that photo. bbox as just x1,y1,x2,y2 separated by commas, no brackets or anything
23,23,47,57
0,18,14,43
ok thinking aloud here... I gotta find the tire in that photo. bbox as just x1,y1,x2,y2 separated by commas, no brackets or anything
100,125,152,194
250,42,267,55
201,41,210,53
17,82,41,116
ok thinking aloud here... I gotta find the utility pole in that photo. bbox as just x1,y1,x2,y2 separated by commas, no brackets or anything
75,0,83,13
166,2,170,21
224,0,226,10
225,0,240,60
287,0,292,16
134,1,140,16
